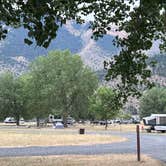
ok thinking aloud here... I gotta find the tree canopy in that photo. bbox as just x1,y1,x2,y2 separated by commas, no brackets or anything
140,87,166,118
89,86,121,129
27,50,98,127
0,50,98,126
0,0,166,99
0,72,27,125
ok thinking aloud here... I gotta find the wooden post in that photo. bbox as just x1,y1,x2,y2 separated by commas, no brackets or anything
136,125,141,161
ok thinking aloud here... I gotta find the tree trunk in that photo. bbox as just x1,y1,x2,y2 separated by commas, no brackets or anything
36,117,40,127
16,115,20,126
63,112,68,128
105,119,108,130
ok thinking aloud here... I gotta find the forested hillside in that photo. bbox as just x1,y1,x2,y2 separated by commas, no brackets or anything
148,54,166,77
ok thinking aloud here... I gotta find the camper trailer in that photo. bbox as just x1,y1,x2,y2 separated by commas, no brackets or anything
143,114,166,133
48,114,75,125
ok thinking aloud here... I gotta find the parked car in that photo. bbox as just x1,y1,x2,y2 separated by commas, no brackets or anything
120,120,130,124
114,119,121,124
132,119,140,124
53,122,64,129
67,117,75,125
20,118,25,124
4,117,16,123
90,120,99,125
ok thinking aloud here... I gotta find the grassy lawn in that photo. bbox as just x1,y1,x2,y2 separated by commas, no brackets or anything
0,122,141,132
0,128,126,147
74,123,139,132
0,154,164,166
1,122,163,147
0,123,147,147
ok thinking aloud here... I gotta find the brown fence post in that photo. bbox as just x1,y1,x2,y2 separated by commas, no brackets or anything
136,125,141,161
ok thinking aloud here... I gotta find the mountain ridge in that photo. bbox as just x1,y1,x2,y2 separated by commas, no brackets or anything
0,22,164,79
0,22,118,74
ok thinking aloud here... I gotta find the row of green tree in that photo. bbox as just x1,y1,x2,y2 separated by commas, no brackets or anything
140,87,166,118
123,87,166,119
0,50,121,128
0,50,165,127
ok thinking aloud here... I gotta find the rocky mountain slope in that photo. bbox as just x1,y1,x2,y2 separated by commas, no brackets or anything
0,22,118,74
0,22,165,84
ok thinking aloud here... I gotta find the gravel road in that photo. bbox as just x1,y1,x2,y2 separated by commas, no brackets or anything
0,131,165,162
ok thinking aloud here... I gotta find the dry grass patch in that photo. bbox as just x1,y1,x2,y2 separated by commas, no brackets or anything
0,122,140,132
0,131,126,147
75,124,138,132
0,154,164,166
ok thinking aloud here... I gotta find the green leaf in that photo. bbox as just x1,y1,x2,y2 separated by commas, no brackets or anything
24,38,33,45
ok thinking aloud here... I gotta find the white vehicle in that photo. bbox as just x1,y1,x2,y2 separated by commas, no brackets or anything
48,114,75,125
53,122,64,129
4,117,16,123
4,117,24,124
143,114,166,133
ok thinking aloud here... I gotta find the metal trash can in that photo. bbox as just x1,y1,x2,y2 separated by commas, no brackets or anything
79,128,85,134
